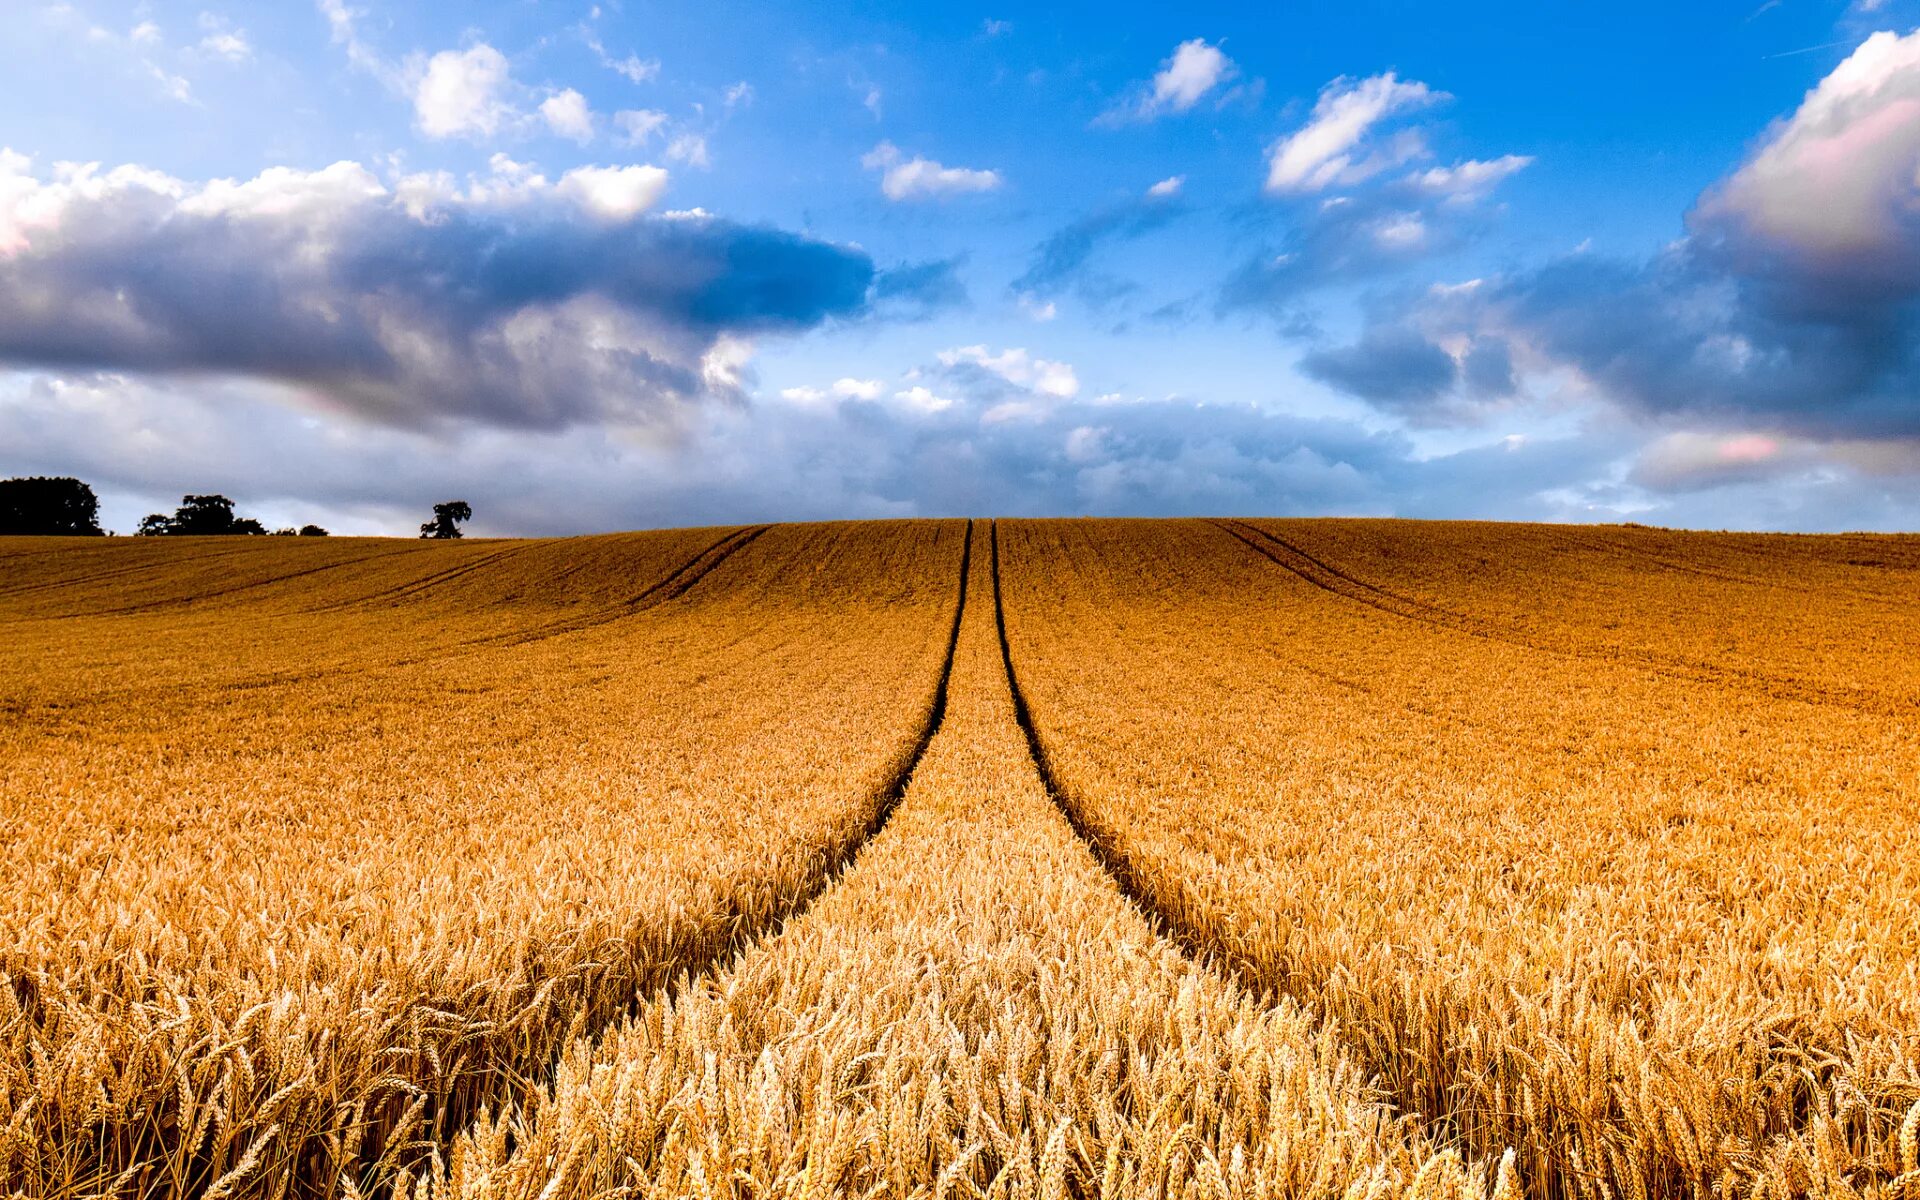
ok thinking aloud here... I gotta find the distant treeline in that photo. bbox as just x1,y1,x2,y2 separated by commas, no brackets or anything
1,476,471,538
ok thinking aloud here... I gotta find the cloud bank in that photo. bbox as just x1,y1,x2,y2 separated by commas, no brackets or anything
0,152,874,433
1300,30,1920,443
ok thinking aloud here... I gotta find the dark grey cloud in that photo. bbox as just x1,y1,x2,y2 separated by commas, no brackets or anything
871,256,969,320
1301,31,1920,440
0,160,873,433
1011,192,1183,305
1298,326,1457,410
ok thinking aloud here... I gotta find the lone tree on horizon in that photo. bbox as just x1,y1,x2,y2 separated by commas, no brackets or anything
138,494,268,536
420,500,472,539
0,477,105,536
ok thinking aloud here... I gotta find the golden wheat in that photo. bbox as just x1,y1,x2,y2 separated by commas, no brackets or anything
426,522,1508,1200
2,516,1912,1200
997,517,1920,1200
0,521,966,1198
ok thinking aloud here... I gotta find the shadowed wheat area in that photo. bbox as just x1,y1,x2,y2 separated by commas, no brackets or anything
2,518,1917,1200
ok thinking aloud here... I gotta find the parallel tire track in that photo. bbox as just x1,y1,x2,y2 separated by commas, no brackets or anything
990,520,1233,976
489,525,773,648
1004,518,1876,1200
991,518,1538,1191
1211,517,1908,717
366,519,974,1192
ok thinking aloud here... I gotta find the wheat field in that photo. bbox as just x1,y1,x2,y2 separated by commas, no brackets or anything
1,519,1915,1200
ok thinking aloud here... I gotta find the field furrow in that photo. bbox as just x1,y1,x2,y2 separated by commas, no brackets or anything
429,519,1515,1200
996,517,1920,1200
1216,519,1918,717
0,521,967,1199
6,516,1916,1200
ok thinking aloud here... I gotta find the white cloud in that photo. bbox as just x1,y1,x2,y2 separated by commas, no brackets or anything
195,13,251,61
414,44,514,139
129,19,161,45
197,30,251,60
147,62,195,104
1103,39,1238,124
554,163,668,221
861,142,1003,201
582,30,659,84
894,385,954,412
938,345,1079,398
983,18,1012,37
540,88,596,143
725,81,754,107
1147,39,1237,114
1146,175,1184,198
614,108,668,144
666,133,711,169
777,377,886,403
700,335,755,397
1371,212,1427,248
608,54,659,83
1266,72,1446,194
1702,29,1920,264
318,0,394,82
1409,154,1532,202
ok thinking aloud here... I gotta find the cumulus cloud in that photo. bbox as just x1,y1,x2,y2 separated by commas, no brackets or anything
1266,72,1445,193
1146,175,1185,198
554,163,669,220
540,89,596,142
1297,29,1920,449
1302,30,1920,440
0,153,873,433
1699,29,1920,278
862,142,1003,201
1106,39,1239,122
414,44,514,138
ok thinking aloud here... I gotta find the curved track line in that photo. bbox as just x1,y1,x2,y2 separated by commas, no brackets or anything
351,519,975,1193
999,518,1896,1200
989,521,1226,969
1212,517,1912,716
485,524,774,648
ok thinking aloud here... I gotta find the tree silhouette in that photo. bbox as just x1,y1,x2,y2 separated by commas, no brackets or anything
420,500,472,539
0,477,104,536
137,494,268,536
299,524,330,537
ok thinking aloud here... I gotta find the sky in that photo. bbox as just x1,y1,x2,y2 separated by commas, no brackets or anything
4,0,1920,534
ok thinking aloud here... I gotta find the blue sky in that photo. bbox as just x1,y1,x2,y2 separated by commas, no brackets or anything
4,0,1920,534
